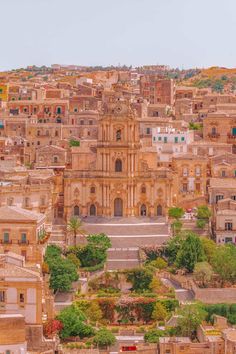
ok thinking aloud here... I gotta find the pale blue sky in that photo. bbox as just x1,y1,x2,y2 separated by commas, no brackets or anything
1,0,236,70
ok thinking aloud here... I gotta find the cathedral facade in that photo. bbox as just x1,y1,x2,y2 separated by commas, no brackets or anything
64,96,175,219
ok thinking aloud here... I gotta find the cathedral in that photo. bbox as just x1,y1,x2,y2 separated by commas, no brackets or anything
64,95,174,219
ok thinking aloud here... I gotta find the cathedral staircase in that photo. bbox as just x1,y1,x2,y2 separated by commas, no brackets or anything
106,247,140,270
49,223,66,246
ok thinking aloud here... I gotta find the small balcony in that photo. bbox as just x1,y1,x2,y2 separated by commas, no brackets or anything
208,133,220,139
0,239,12,244
227,133,236,142
18,240,29,245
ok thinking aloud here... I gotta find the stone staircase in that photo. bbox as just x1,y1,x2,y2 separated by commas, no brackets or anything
49,224,66,246
106,247,140,270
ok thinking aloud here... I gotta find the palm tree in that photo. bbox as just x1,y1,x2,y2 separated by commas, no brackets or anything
67,216,85,246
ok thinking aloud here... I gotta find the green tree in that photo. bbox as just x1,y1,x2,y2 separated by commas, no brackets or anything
196,219,206,229
93,328,116,348
87,233,111,250
86,301,103,324
164,233,185,264
149,277,162,293
193,261,213,287
57,305,95,339
144,329,165,343
212,244,236,285
67,216,85,246
126,268,153,293
148,258,168,270
77,243,107,267
67,253,81,268
171,220,183,235
176,232,205,272
197,205,211,220
200,237,217,264
177,303,207,338
168,207,184,220
48,257,78,292
152,302,168,321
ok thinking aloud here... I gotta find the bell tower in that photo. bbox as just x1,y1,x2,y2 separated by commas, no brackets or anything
97,95,140,216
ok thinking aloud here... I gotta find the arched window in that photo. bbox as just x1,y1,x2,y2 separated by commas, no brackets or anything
53,156,58,163
141,185,146,194
90,186,96,194
140,204,147,216
212,127,217,135
56,106,62,114
116,129,121,141
90,204,96,216
74,205,80,216
115,159,122,172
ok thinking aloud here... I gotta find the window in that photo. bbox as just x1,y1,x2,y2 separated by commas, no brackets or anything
225,237,233,243
89,120,93,125
0,290,5,304
183,167,188,177
116,129,121,141
80,120,84,125
146,127,151,135
115,159,122,172
74,107,78,113
55,130,58,137
225,222,233,231
24,197,30,207
164,137,167,143
7,197,13,206
232,127,236,136
221,170,226,177
216,195,224,203
231,195,236,201
53,156,58,163
195,166,201,177
3,232,9,244
18,290,26,306
212,127,217,135
90,186,95,194
56,106,62,114
21,233,27,244
183,183,188,192
6,350,11,354
181,136,185,141
174,136,178,143
141,186,146,193
40,196,46,206
158,136,162,141
37,130,40,136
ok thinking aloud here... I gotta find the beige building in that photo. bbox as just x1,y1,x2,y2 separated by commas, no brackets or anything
0,206,46,265
64,97,174,219
0,252,55,352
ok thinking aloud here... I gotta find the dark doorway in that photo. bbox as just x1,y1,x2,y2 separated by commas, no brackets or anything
157,205,162,216
114,198,123,217
140,204,147,216
90,204,96,216
74,205,80,216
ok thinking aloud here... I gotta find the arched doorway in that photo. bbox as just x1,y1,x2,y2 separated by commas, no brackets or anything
114,198,123,217
90,204,96,216
140,204,147,216
157,205,162,216
74,205,80,216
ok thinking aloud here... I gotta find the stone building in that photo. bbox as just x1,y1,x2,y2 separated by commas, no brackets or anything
64,97,174,219
0,252,55,352
140,76,175,105
0,206,46,265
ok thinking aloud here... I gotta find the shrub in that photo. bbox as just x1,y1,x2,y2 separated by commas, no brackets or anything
144,329,165,343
